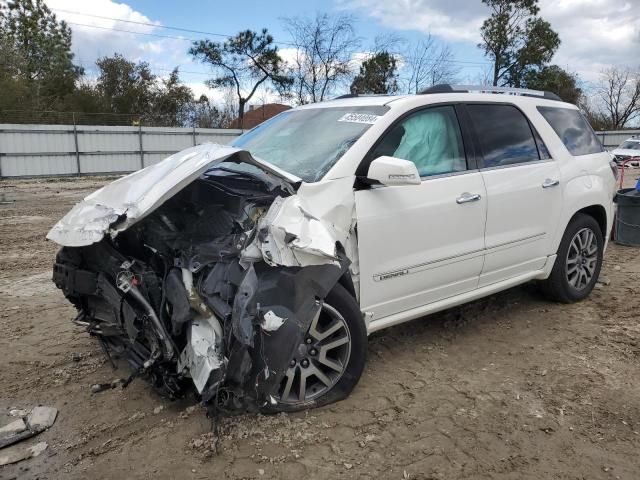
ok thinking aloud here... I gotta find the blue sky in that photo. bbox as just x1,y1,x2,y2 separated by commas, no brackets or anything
44,0,640,102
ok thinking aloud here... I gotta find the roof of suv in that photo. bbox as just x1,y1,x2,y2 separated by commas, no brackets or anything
294,88,577,111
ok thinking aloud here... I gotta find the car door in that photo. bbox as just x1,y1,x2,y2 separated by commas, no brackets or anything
464,103,562,287
355,104,487,322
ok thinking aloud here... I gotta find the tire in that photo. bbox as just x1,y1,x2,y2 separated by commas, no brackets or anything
540,213,603,303
263,283,367,413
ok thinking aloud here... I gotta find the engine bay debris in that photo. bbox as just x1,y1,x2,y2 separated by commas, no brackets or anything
47,144,359,413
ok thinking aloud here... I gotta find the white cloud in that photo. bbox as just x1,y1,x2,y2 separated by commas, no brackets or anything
45,0,196,76
340,0,640,84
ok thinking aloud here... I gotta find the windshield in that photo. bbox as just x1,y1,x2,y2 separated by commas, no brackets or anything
231,105,389,182
619,140,640,150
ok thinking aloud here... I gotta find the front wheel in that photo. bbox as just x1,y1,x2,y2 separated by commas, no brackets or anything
264,283,367,413
540,213,603,303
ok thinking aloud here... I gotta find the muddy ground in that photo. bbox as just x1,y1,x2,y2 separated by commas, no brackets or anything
0,175,639,480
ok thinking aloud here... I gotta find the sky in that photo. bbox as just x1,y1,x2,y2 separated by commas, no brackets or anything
43,0,640,103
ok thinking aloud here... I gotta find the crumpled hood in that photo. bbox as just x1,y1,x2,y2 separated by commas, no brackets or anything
47,143,297,247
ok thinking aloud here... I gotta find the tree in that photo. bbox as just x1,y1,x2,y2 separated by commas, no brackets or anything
594,66,640,129
0,0,82,110
283,13,360,104
404,37,460,93
479,0,559,87
93,55,197,126
154,69,196,126
190,29,291,127
350,51,399,95
190,95,235,128
524,65,582,104
95,54,156,117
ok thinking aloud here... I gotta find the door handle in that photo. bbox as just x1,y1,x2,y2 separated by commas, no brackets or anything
542,178,560,188
456,192,482,204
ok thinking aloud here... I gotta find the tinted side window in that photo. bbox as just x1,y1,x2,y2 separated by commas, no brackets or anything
467,104,540,168
537,106,604,156
370,105,466,177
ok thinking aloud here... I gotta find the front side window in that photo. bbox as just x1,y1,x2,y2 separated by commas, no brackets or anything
467,104,540,168
370,105,466,177
231,105,389,182
537,106,604,156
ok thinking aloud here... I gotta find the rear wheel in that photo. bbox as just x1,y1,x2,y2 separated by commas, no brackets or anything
265,283,367,413
540,213,603,303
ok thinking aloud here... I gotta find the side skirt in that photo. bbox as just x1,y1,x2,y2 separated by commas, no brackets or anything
366,255,557,334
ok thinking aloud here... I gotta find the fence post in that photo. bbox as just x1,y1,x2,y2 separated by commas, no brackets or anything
138,124,144,169
192,126,197,146
73,113,81,175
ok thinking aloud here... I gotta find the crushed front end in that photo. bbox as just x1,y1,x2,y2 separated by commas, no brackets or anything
48,144,357,412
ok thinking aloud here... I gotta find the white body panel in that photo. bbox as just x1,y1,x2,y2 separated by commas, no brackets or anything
478,160,562,286
355,172,487,321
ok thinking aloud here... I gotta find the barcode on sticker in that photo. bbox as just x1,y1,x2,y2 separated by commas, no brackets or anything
337,113,380,124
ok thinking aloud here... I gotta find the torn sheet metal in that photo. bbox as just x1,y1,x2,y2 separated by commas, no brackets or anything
178,315,225,393
46,144,298,247
257,175,356,267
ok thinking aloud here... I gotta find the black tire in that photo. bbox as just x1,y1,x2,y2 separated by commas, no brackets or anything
540,213,603,303
263,283,367,413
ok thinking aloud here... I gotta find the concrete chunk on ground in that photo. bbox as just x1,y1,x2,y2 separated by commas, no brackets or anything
26,406,58,432
0,441,48,466
0,419,27,438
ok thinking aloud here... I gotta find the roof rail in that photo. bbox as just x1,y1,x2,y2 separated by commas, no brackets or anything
331,93,396,100
419,84,563,102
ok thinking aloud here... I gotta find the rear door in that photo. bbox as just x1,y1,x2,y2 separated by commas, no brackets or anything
465,103,562,287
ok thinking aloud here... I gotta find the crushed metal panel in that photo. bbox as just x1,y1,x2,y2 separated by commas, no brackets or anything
178,315,225,393
257,175,356,267
46,144,297,247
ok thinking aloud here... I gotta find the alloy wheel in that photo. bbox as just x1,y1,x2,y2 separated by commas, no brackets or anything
566,227,599,290
277,302,351,404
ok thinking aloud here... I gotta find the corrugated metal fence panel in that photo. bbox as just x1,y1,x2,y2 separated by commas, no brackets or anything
197,128,243,145
0,124,77,176
597,130,640,150
143,126,195,152
77,125,142,173
0,124,242,177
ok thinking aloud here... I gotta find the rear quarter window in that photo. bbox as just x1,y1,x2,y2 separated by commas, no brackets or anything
537,107,604,156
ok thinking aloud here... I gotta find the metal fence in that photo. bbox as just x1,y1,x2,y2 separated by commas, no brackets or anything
595,130,640,150
1,123,639,178
0,124,243,178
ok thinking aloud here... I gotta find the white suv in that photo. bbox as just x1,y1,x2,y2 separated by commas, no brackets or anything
50,85,617,412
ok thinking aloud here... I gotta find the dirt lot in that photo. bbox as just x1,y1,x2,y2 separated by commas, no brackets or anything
1,175,639,480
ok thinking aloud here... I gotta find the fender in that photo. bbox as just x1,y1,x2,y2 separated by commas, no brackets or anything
552,172,614,254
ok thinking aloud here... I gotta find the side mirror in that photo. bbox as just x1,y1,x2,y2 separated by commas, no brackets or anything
367,156,421,186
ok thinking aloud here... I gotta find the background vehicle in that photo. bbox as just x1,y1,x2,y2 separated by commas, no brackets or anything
50,85,617,412
611,136,640,167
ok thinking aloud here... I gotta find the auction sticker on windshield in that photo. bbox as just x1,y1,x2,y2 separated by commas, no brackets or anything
337,113,380,124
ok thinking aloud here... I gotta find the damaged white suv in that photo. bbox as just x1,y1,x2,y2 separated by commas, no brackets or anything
49,85,617,413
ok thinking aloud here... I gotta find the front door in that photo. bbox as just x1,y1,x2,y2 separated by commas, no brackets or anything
355,105,487,322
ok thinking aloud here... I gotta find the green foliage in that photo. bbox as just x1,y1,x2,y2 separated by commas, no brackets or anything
190,29,292,125
350,51,399,95
0,0,82,110
479,0,560,87
93,55,198,126
523,65,582,104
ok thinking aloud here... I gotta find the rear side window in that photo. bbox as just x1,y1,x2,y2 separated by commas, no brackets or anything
537,107,604,156
467,104,540,168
